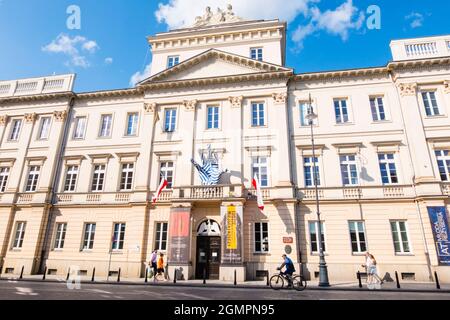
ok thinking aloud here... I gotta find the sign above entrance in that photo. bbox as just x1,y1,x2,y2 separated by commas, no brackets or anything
197,219,221,237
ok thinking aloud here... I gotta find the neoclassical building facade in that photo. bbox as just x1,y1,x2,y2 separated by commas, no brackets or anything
0,12,449,283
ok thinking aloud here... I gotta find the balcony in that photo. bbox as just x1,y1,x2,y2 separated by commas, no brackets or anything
391,35,450,61
169,184,244,202
55,192,135,205
0,74,75,97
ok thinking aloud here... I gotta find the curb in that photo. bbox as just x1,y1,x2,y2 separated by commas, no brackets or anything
1,277,449,294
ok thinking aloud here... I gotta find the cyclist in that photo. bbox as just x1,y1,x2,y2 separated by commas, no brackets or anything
277,254,296,287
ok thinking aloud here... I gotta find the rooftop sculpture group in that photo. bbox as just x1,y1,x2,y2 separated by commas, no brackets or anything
193,4,243,27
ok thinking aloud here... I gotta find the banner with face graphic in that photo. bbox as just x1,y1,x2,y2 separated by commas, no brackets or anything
221,204,243,264
168,208,191,264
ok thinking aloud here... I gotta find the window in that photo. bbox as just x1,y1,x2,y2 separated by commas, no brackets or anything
250,47,263,61
303,157,320,187
167,55,180,68
340,155,358,186
254,222,269,253
422,91,441,116
390,221,411,254
435,150,450,181
82,223,96,250
155,222,168,251
370,97,386,121
120,163,134,191
164,109,177,132
334,99,349,124
207,106,219,129
25,166,40,192
378,153,398,184
54,223,67,249
0,167,10,192
38,117,51,140
299,102,317,126
251,103,265,127
126,113,139,136
64,165,79,192
73,116,87,139
349,221,367,253
160,162,174,188
112,223,126,250
13,222,26,249
252,156,269,187
309,221,326,253
91,164,106,192
9,119,22,141
99,114,112,137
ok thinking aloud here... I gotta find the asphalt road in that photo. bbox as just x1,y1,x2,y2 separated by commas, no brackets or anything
0,280,449,300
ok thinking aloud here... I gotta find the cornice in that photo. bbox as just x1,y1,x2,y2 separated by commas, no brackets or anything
0,92,74,105
76,88,142,100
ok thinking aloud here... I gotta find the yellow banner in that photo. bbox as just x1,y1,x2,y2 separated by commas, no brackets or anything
227,205,237,250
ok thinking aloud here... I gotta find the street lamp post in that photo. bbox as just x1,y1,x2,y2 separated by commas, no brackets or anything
306,95,330,287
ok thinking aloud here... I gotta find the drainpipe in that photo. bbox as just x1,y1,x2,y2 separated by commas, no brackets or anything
390,71,433,281
38,94,76,273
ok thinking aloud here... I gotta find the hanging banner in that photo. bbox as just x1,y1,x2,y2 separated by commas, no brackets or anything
221,204,243,264
226,205,237,250
168,208,191,265
427,206,450,266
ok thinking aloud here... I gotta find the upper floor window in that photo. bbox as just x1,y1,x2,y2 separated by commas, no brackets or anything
334,99,349,124
435,150,450,181
73,116,87,140
112,223,126,250
251,103,265,127
167,56,180,68
0,167,10,192
304,156,320,187
340,155,358,186
164,109,177,132
252,156,269,187
299,102,317,126
160,161,174,189
9,119,22,141
91,164,106,192
422,91,441,116
54,223,67,250
126,113,139,136
38,117,51,140
378,153,398,184
13,221,26,249
250,47,263,61
64,165,79,192
370,97,386,121
25,166,40,192
120,163,134,191
99,114,112,137
207,106,219,129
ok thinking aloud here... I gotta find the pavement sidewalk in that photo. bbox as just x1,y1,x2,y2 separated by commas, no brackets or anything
1,274,449,293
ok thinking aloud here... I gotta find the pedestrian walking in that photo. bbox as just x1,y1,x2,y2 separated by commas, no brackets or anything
150,249,158,281
157,253,165,280
362,252,383,288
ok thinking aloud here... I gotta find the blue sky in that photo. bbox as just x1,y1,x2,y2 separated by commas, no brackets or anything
0,0,449,93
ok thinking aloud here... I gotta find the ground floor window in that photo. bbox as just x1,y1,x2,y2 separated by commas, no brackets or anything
83,223,96,250
254,222,269,253
112,223,126,250
348,221,367,253
390,220,411,254
54,223,67,249
13,221,26,249
155,222,168,251
309,221,326,253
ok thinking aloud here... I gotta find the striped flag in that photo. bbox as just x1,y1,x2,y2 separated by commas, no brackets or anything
152,174,168,204
252,174,264,213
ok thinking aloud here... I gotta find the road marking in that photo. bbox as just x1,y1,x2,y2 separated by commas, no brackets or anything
87,289,113,294
176,292,209,300
15,287,38,296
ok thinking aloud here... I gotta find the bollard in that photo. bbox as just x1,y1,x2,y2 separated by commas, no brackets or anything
66,268,70,281
395,271,401,289
357,271,362,288
19,266,24,280
117,268,121,283
266,271,269,286
42,266,47,280
91,268,95,282
0,264,3,279
203,267,206,285
173,269,177,284
145,268,148,283
434,271,441,290
234,269,237,286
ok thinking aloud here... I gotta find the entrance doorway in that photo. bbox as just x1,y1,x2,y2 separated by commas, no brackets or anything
195,219,221,280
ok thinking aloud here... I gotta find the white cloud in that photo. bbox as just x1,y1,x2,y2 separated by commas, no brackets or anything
405,12,424,29
104,57,113,65
293,0,364,47
155,0,316,30
42,33,99,68
129,63,152,87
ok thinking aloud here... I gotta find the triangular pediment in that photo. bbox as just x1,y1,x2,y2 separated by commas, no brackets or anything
137,49,292,85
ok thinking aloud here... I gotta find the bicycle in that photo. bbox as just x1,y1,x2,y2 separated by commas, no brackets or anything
270,271,307,291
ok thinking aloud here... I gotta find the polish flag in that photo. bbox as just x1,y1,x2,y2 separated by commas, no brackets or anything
252,174,264,213
152,175,168,204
